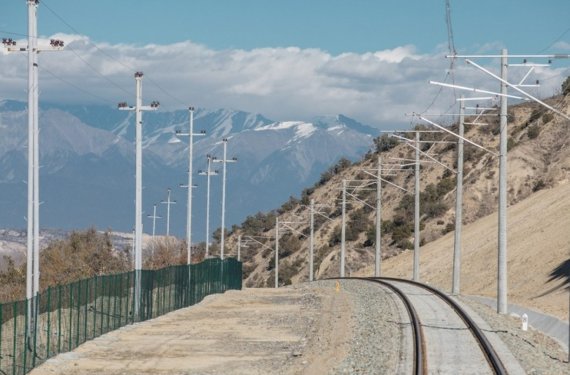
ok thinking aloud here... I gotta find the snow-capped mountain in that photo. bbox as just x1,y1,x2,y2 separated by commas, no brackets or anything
0,100,378,240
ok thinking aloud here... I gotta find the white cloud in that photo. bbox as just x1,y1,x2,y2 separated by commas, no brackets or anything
0,34,568,127
552,41,570,51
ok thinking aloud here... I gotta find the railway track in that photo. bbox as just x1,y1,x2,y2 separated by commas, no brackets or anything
334,277,508,375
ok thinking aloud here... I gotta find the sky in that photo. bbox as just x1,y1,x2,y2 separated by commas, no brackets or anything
1,0,569,126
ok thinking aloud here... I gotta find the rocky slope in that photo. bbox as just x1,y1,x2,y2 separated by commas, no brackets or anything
225,93,570,317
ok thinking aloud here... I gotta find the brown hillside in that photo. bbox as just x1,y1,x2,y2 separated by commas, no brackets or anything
365,179,570,321
224,93,569,320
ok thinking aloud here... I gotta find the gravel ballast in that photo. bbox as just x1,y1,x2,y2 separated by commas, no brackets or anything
312,279,411,374
308,280,568,374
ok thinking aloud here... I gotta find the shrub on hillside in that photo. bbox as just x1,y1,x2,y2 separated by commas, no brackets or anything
241,211,277,234
562,76,570,96
143,237,186,270
527,125,541,139
532,179,547,192
278,196,300,214
0,228,130,303
40,228,129,286
373,134,399,153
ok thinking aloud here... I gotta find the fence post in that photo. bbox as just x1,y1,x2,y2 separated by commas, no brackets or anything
12,302,17,375
118,274,123,328
125,272,130,326
76,280,81,347
32,292,39,368
106,276,111,331
92,275,97,339
68,282,73,351
0,303,3,373
84,279,89,341
46,286,52,359
57,285,62,354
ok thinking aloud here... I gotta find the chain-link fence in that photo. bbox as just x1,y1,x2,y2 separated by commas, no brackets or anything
0,257,242,375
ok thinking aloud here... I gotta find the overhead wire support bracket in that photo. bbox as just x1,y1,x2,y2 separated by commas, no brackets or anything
417,115,498,156
464,59,570,121
430,80,527,100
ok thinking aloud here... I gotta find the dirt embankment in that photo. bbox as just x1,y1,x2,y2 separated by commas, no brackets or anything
30,285,351,375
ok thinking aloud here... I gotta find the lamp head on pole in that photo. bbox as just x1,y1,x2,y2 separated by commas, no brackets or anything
168,135,182,144
2,38,16,46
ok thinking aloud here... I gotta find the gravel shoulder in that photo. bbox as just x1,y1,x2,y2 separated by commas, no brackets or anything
458,296,569,375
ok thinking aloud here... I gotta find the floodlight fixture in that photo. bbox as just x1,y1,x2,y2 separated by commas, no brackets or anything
168,135,182,144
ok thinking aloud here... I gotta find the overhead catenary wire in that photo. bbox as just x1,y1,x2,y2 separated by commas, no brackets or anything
40,65,112,105
41,0,188,107
1,28,131,102
537,26,570,54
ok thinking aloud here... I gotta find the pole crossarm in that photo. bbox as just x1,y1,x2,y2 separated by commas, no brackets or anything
447,54,570,58
465,59,570,121
174,130,206,137
380,130,443,133
414,113,495,117
403,142,457,174
280,223,308,238
389,134,455,172
243,235,275,252
359,169,409,192
417,116,498,156
430,80,527,100
313,210,334,222
301,204,335,222
389,134,446,147
345,191,376,210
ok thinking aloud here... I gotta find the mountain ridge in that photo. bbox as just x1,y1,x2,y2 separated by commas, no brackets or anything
0,99,378,240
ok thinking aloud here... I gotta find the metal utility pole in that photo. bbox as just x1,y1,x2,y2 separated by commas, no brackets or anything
118,72,159,319
413,131,421,282
375,155,382,277
432,51,570,313
452,96,465,295
309,199,315,282
199,155,218,257
387,130,453,281
237,235,242,261
161,188,176,237
340,179,347,277
275,218,279,288
147,204,161,238
170,107,206,265
497,49,508,314
213,139,237,259
2,2,64,334
29,0,39,311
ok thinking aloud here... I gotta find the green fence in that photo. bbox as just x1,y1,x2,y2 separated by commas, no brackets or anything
0,257,242,375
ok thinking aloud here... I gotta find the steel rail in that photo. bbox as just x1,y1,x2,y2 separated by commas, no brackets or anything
377,277,508,375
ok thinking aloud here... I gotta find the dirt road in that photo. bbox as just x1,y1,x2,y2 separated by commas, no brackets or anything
30,285,351,375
